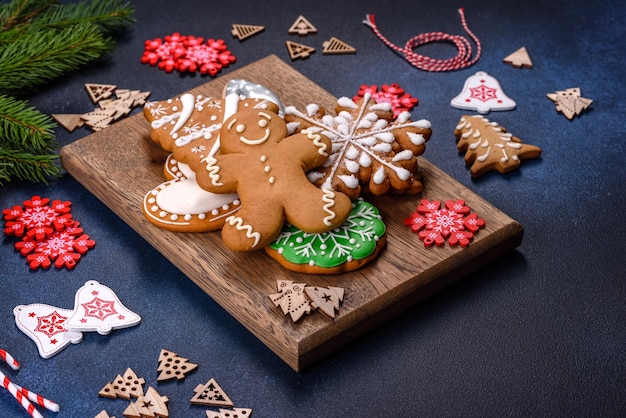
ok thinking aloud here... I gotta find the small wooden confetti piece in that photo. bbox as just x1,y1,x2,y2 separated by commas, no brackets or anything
85,83,116,104
286,40,315,60
190,378,234,407
547,87,592,120
123,387,169,418
322,37,356,55
503,46,532,68
157,349,198,381
231,24,265,41
51,114,85,132
288,15,317,36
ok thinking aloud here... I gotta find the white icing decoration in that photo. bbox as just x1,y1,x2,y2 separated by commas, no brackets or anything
408,132,425,145
169,93,195,138
226,215,261,247
373,167,386,184
392,150,414,161
344,159,360,173
337,97,358,109
338,174,359,189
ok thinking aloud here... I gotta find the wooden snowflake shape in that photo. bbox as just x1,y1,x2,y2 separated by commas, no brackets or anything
404,199,485,247
454,115,542,177
285,94,432,199
353,84,418,118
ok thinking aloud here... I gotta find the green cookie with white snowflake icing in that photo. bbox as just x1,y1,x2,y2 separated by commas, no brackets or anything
265,198,386,274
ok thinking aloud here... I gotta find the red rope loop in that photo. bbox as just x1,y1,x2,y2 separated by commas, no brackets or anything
363,8,482,72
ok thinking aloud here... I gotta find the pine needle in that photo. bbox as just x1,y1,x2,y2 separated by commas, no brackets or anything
0,94,57,152
0,22,114,95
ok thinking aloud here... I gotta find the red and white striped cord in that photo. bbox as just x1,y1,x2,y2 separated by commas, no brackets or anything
363,8,482,72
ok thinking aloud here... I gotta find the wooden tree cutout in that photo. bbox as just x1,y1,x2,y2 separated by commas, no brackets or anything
503,46,532,68
285,40,315,60
85,83,117,103
231,24,265,41
190,378,234,407
304,286,345,319
547,87,592,120
288,15,317,36
95,411,116,418
157,349,198,381
454,115,542,177
322,37,356,55
206,407,253,418
268,280,311,322
99,367,145,399
123,386,169,418
51,114,84,132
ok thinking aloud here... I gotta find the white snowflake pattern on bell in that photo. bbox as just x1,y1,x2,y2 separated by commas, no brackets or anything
450,71,516,114
64,280,141,335
13,304,83,358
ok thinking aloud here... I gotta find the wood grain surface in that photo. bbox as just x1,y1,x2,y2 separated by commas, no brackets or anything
60,55,523,371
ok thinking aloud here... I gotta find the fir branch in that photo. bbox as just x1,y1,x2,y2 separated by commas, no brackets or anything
0,147,60,185
33,0,135,34
0,93,56,153
0,21,114,95
0,0,56,31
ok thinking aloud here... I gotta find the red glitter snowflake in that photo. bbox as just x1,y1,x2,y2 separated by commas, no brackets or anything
354,84,419,118
404,199,485,247
15,227,95,270
141,32,236,75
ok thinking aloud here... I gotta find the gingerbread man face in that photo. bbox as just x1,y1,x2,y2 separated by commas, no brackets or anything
196,107,353,252
222,108,288,153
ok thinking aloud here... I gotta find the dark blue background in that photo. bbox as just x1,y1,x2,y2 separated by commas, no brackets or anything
1,0,625,416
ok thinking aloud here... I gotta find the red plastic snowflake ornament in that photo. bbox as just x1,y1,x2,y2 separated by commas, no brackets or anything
3,196,96,270
141,32,236,75
404,199,485,247
354,84,419,118
3,196,72,240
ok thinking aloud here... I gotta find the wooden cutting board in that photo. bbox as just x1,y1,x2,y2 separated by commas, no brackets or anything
60,55,523,371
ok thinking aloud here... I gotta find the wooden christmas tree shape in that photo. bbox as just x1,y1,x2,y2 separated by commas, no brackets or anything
51,114,84,132
304,286,345,319
206,407,253,418
80,107,117,131
454,115,542,177
288,15,317,36
157,349,198,381
268,280,311,322
231,24,265,41
99,367,145,399
96,411,116,418
85,83,117,104
123,386,169,418
322,37,356,55
190,378,234,407
503,46,532,68
546,87,592,120
285,40,315,60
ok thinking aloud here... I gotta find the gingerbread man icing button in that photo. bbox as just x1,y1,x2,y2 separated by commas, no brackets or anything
196,107,353,251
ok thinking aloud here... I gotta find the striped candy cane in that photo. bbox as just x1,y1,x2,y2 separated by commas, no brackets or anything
1,370,43,418
12,382,60,412
363,8,481,72
0,348,20,370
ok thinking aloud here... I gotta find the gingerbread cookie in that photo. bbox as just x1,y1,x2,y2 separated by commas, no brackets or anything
266,198,386,274
142,80,283,232
195,105,353,251
284,94,432,199
454,115,542,177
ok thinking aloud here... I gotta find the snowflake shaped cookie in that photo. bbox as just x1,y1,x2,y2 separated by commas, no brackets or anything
353,84,419,118
285,93,432,199
404,199,485,247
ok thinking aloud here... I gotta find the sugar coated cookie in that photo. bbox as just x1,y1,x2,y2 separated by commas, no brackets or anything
265,198,386,274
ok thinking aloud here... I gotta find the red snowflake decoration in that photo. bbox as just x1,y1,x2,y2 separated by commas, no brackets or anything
404,199,485,247
353,83,419,118
3,196,96,270
34,310,69,338
141,32,236,75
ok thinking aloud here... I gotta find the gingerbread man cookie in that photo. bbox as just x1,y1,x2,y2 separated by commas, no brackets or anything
196,107,353,251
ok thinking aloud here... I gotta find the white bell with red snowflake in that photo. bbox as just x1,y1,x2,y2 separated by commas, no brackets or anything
450,71,516,114
65,280,141,335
